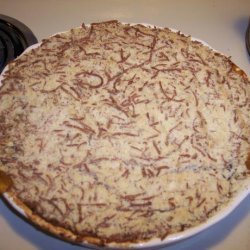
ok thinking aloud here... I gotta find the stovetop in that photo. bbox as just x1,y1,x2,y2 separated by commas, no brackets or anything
0,14,38,73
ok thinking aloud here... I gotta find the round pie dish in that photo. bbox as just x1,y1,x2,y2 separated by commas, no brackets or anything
0,20,249,249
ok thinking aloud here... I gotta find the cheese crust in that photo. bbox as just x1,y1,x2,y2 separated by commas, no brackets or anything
0,20,249,246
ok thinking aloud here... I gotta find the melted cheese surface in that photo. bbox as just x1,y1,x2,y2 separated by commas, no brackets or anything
0,21,249,244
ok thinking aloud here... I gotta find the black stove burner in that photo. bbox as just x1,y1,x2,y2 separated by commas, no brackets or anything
0,14,38,73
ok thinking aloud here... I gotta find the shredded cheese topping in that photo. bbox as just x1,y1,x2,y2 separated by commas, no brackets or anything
0,20,249,244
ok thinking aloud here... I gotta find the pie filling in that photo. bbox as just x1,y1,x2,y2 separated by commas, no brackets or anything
0,20,249,245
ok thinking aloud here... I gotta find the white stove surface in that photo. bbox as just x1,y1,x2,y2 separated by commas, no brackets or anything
0,0,249,249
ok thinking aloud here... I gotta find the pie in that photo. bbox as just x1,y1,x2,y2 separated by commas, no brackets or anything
0,20,249,247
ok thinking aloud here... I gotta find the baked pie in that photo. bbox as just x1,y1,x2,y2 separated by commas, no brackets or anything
0,20,249,247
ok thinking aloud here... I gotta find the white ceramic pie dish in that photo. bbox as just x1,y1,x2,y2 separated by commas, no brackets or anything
0,22,249,250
